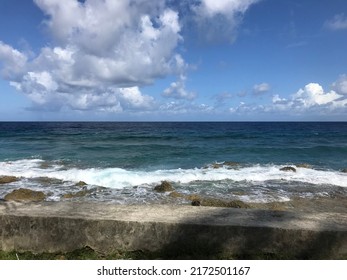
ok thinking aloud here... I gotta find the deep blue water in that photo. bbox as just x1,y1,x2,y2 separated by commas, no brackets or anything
1,122,346,169
0,122,346,204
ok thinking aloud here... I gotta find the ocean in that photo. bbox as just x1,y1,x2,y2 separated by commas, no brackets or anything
0,122,346,210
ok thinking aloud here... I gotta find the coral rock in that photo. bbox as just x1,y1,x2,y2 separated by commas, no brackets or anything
4,188,46,202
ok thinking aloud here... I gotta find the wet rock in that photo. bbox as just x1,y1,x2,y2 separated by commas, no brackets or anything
168,191,184,198
191,200,201,206
341,168,347,173
0,176,18,184
280,166,296,172
75,181,88,187
154,181,174,192
4,188,46,202
224,161,240,168
186,194,202,201
266,202,287,211
35,177,64,185
39,162,52,169
212,163,223,169
295,163,312,169
201,198,250,208
62,190,91,199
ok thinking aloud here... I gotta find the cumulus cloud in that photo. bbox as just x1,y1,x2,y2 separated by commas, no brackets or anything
253,82,270,95
0,41,27,79
332,74,347,95
271,82,346,114
324,14,347,31
230,77,347,117
192,0,260,42
0,0,263,115
0,0,184,112
291,83,343,108
195,0,259,17
162,74,196,100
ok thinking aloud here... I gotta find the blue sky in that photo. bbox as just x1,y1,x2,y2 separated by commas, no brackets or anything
0,0,346,121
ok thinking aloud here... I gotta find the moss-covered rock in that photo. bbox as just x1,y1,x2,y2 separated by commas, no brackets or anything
75,181,88,187
34,177,64,185
154,181,174,192
212,163,223,169
224,161,240,168
201,198,250,208
62,190,91,199
4,188,46,202
186,194,202,201
280,166,296,172
295,163,312,169
168,191,184,198
0,176,19,184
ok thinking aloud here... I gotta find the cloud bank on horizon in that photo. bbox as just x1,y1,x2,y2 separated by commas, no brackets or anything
0,0,346,120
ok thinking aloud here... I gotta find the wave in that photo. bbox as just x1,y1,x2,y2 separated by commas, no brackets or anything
1,159,346,189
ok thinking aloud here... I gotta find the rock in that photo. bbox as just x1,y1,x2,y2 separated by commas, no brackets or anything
295,163,312,169
280,166,296,172
341,168,347,173
168,191,184,198
191,200,201,206
154,181,174,192
0,176,18,184
212,163,223,169
201,198,250,208
4,188,46,202
75,181,88,187
185,194,202,201
267,202,286,211
35,177,64,185
62,190,91,199
224,161,240,168
39,162,52,169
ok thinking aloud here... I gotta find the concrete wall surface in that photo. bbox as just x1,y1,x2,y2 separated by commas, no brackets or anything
0,201,346,259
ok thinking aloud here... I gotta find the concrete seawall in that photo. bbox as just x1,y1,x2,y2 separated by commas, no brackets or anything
0,201,346,259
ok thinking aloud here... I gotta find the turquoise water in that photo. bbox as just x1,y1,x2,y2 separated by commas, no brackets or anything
0,122,346,204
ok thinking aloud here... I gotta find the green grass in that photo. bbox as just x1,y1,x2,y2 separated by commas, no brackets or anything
1,247,346,260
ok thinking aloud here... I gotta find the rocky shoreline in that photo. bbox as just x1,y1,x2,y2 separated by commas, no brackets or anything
1,175,346,214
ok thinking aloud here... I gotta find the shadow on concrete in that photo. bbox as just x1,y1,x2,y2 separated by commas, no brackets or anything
151,208,347,260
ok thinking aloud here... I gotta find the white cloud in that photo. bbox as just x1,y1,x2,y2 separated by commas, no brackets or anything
324,14,347,31
253,82,270,94
0,41,27,79
0,0,184,113
230,77,347,117
196,0,259,18
292,83,342,108
274,82,346,113
118,87,155,110
0,0,263,116
192,0,260,42
332,74,347,95
163,74,196,100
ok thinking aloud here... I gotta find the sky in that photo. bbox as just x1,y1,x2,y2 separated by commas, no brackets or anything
0,0,346,121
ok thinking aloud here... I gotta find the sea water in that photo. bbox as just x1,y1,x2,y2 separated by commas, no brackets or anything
0,122,346,206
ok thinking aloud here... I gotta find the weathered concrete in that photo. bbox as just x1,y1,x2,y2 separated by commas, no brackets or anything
0,201,346,259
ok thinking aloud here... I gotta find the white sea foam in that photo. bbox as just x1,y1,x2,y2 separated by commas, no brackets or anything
1,159,346,188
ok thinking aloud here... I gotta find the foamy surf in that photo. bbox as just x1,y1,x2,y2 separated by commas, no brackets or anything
1,159,346,188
